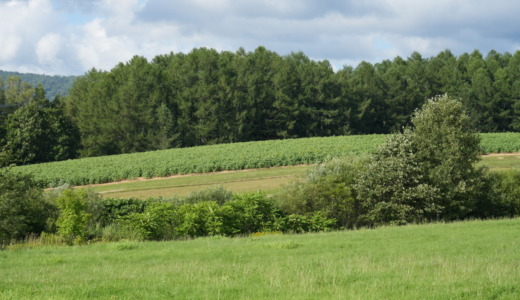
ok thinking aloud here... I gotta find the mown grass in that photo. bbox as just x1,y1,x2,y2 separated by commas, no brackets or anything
480,154,520,172
1,218,519,299
91,165,308,198
79,154,520,199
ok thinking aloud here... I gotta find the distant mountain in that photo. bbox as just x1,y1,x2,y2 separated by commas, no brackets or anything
0,70,78,100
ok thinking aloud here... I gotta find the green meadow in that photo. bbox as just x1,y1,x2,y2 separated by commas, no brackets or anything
80,154,520,199
1,218,519,299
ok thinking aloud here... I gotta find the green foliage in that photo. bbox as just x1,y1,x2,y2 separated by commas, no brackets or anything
278,212,336,233
94,191,336,241
124,202,177,240
93,197,150,226
55,189,91,245
1,88,80,166
276,157,363,228
356,132,441,226
0,169,53,244
220,192,282,235
182,185,233,205
485,171,520,218
60,48,520,161
411,95,485,219
357,95,493,225
174,201,223,237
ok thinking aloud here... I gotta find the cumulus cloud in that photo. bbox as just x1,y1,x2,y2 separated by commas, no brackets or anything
0,0,519,75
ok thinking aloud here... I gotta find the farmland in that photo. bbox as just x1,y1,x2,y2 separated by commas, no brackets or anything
79,153,520,199
12,132,520,188
1,218,519,299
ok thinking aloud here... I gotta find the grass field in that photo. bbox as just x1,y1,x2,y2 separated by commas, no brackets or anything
88,165,309,198
1,218,519,299
80,154,520,199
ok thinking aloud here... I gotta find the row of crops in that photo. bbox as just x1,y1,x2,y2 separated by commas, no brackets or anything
11,133,520,187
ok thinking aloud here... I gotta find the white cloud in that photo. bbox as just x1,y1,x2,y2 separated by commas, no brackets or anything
36,33,65,64
0,0,520,75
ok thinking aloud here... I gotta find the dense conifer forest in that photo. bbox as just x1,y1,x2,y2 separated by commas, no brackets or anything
1,47,519,165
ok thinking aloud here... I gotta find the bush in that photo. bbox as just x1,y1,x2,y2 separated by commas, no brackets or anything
221,192,282,235
477,171,520,218
174,201,223,238
123,202,177,240
101,223,145,242
356,132,441,226
182,186,233,205
94,197,150,226
356,95,490,225
0,168,53,244
55,189,91,245
276,157,363,228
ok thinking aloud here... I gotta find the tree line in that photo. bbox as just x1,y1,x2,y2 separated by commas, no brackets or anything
1,47,520,165
65,47,520,157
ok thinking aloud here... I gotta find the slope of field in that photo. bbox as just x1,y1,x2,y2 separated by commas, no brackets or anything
13,132,520,187
2,218,519,299
89,165,309,198
77,153,520,199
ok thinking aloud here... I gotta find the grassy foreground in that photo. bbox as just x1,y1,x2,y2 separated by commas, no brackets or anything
1,218,520,299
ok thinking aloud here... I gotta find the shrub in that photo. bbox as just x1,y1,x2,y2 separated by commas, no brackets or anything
356,132,441,226
182,186,233,205
101,223,145,242
478,171,520,218
276,157,363,228
174,201,223,238
123,202,176,240
55,189,91,245
221,192,282,235
356,95,490,225
0,168,53,244
95,198,150,226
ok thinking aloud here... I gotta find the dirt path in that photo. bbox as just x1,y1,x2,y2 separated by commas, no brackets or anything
481,152,520,157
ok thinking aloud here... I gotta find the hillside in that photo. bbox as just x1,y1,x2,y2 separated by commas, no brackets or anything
0,70,77,99
13,132,520,188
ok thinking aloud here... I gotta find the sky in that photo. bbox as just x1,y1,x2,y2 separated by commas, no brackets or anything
0,0,519,76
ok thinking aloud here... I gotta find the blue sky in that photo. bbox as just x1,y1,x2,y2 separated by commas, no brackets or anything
0,0,519,75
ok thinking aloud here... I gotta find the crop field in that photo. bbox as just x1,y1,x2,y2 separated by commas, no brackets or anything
12,132,520,188
1,218,519,299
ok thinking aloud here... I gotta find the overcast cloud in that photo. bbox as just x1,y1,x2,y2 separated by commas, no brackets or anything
0,0,519,75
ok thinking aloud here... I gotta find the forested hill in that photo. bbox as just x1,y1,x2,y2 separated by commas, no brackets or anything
66,47,520,157
0,70,76,100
